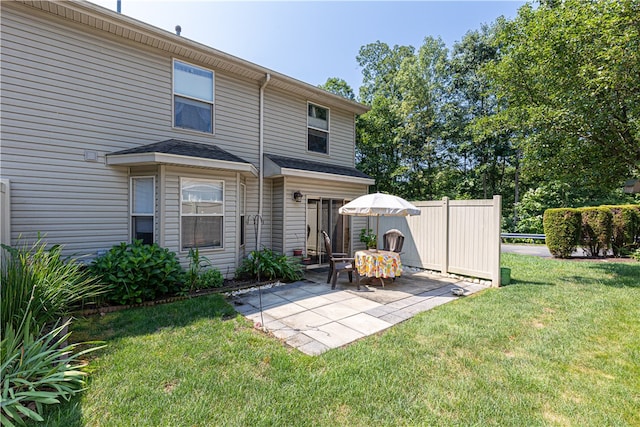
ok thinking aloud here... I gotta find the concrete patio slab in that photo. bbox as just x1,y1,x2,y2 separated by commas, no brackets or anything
231,267,489,355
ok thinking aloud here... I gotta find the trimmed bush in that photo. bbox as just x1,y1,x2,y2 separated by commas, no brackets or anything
606,204,640,256
579,207,613,257
90,240,185,305
543,208,581,258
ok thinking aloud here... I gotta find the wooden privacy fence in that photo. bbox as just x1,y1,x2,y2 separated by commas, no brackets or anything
379,196,502,287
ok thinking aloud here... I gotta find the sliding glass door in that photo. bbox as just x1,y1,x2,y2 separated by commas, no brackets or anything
306,198,350,265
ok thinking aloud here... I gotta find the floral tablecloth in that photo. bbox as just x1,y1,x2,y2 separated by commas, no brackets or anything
355,250,403,279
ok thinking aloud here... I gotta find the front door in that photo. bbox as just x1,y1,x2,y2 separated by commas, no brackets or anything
306,198,350,265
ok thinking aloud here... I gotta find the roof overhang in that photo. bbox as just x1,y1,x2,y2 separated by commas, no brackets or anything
264,155,375,185
276,167,375,186
107,152,258,177
11,0,370,115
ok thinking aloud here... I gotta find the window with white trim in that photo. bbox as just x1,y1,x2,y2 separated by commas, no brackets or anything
131,177,155,244
240,183,246,246
181,178,224,249
307,103,329,154
173,60,214,133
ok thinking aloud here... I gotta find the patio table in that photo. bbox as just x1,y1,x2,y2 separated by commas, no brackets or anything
354,249,403,287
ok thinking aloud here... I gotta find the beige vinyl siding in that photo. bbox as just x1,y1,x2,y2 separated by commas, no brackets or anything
263,87,357,169
279,177,368,256
271,178,285,254
0,5,261,258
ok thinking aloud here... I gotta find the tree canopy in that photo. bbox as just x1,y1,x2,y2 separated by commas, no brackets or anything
486,0,640,190
346,0,639,232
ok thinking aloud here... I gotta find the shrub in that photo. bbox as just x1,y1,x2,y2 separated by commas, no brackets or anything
1,311,104,426
235,248,303,282
579,207,613,257
1,239,103,333
198,268,224,289
606,204,640,256
90,240,185,305
543,208,581,258
185,248,224,291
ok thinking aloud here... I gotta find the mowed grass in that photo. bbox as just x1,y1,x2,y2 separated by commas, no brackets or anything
35,253,639,426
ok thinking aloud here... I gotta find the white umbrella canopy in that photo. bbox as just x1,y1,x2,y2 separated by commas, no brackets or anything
339,192,421,217
339,193,420,246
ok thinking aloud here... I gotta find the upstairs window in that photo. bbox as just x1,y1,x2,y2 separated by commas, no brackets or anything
173,60,214,133
308,103,329,154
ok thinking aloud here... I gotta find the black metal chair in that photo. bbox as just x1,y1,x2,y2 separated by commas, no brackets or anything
321,230,360,290
383,229,405,253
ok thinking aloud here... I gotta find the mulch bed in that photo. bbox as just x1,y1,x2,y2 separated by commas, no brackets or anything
75,278,276,317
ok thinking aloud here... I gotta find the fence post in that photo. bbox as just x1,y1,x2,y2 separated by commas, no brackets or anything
492,195,502,287
442,196,449,275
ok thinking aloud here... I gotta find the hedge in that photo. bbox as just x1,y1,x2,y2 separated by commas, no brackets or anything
579,207,612,257
604,204,640,256
543,204,640,258
543,208,582,258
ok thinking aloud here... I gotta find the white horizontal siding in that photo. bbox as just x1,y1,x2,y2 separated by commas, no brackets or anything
263,87,357,169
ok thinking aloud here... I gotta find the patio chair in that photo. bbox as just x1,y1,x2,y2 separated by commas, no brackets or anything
321,230,360,290
383,229,405,253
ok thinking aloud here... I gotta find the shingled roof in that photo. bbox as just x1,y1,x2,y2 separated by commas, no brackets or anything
107,139,257,176
265,154,372,180
109,139,251,164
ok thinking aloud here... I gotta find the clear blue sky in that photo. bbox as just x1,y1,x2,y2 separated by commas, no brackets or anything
88,1,527,92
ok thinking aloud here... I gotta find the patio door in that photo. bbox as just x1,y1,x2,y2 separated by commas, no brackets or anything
306,198,350,265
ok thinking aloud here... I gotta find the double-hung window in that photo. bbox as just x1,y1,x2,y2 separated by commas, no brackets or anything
239,183,246,247
173,60,214,133
307,103,329,154
131,177,155,244
181,178,224,249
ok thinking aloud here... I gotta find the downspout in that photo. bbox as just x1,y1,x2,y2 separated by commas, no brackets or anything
258,73,271,250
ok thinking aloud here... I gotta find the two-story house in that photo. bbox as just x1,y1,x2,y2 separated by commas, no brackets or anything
0,0,374,276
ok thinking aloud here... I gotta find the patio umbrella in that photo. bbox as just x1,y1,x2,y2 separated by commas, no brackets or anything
338,192,420,242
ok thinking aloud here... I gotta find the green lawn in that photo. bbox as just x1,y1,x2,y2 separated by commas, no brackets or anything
36,253,639,426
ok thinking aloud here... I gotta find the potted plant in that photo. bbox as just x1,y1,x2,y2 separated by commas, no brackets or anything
360,228,378,251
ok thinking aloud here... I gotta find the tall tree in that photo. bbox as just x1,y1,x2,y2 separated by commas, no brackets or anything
486,0,640,190
318,77,355,100
355,38,451,199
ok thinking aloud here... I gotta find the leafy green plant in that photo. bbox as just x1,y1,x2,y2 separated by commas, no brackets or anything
1,239,103,333
89,240,185,305
184,249,224,291
235,248,303,282
198,268,224,289
606,205,640,257
1,307,104,426
543,208,581,258
631,249,640,262
579,207,612,257
359,228,378,248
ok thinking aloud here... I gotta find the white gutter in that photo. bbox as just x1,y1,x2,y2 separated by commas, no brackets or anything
258,73,271,250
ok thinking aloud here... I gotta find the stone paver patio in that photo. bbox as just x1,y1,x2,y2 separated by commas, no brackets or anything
232,268,488,355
